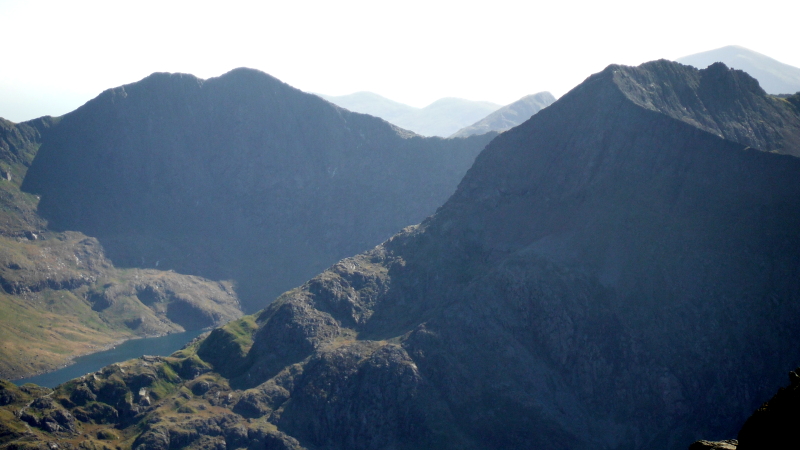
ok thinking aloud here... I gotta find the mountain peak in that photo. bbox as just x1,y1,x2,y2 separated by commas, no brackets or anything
20,68,496,314
676,45,800,95
213,67,289,88
564,59,799,154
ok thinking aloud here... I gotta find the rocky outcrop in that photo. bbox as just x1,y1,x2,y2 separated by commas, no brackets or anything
606,60,800,155
0,117,53,239
21,68,496,313
689,441,738,450
0,116,54,183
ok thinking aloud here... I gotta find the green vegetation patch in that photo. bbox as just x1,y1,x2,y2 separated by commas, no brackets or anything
96,428,119,440
196,315,257,375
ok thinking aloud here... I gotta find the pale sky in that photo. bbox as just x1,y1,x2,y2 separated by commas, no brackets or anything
2,0,799,123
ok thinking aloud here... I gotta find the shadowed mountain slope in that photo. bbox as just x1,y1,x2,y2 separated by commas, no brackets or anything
0,118,242,380
214,60,800,450
5,60,799,449
320,91,501,137
677,45,800,95
450,91,556,137
21,68,496,313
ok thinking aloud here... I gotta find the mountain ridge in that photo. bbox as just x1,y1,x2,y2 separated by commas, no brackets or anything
21,67,496,314
229,60,800,447
319,91,501,137
605,60,800,155
676,45,800,96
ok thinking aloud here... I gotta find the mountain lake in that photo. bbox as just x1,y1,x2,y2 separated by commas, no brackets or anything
14,329,207,388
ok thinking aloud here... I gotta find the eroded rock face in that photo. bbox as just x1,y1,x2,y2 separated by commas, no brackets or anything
606,60,800,155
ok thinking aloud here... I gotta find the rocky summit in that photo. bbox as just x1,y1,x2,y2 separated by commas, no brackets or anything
2,60,799,450
21,68,495,313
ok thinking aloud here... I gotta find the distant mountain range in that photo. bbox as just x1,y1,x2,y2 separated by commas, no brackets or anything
450,91,556,137
315,91,418,124
318,92,501,137
5,60,798,450
677,45,800,95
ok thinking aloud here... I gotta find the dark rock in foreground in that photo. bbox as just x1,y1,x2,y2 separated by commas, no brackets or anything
736,368,800,449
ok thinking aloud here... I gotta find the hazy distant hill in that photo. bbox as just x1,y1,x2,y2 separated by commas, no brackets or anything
677,45,800,95
319,92,500,137
316,91,418,125
7,61,800,450
22,68,495,314
450,91,556,137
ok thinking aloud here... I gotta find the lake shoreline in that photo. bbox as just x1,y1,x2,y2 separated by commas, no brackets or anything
13,329,210,388
11,336,131,382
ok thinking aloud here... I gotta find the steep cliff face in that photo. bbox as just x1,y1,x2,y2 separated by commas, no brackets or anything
4,60,799,450
21,68,495,313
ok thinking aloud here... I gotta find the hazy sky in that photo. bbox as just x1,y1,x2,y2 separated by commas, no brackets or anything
2,0,799,123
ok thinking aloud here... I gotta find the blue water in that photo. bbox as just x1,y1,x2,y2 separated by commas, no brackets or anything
14,329,206,388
